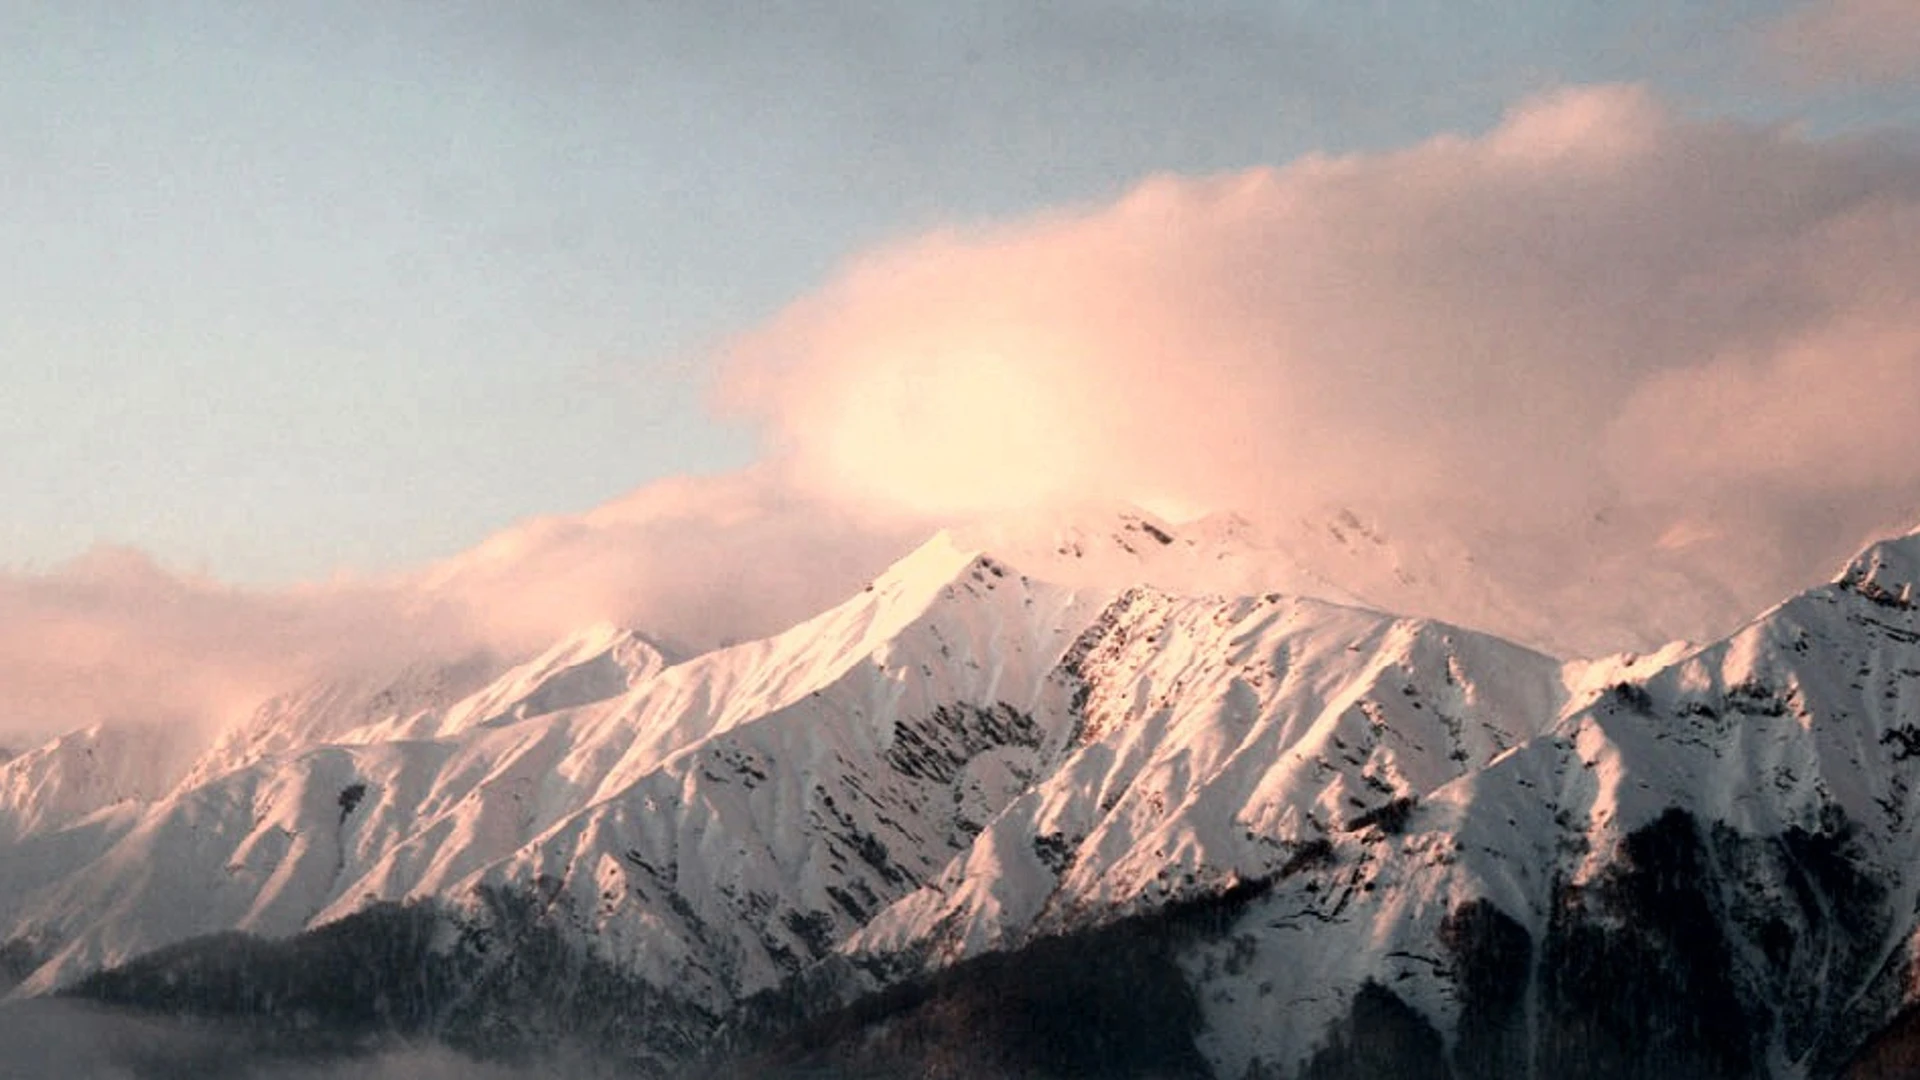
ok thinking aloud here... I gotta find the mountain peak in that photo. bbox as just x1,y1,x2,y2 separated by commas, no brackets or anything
1835,526,1920,608
871,529,988,592
946,500,1178,561
938,501,1359,606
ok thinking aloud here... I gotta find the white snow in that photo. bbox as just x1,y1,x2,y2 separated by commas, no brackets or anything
6,510,1920,1077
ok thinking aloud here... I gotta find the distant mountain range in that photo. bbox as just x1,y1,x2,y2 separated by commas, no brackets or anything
7,507,1920,1078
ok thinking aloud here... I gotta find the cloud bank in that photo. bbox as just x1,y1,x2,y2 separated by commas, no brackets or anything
0,470,921,747
1768,0,1920,85
724,85,1920,530
414,468,925,656
6,83,1920,747
0,548,455,750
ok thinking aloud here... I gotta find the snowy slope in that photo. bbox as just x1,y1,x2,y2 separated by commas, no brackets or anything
846,586,1567,965
1145,503,1776,659
1173,526,1920,1078
950,501,1756,659
947,503,1364,608
8,515,1920,1077
1,531,1111,999
0,724,188,846
180,649,507,787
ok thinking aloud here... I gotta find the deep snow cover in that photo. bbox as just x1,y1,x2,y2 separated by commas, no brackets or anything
7,510,1920,1076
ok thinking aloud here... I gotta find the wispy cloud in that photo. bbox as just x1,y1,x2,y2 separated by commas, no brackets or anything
414,466,926,657
0,470,921,747
0,548,444,748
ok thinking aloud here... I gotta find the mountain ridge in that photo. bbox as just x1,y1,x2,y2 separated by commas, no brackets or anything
8,511,1920,1076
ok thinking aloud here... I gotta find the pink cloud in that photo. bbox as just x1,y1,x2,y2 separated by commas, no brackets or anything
716,84,1920,647
0,469,924,748
0,548,454,748
1610,198,1920,496
414,467,926,656
723,85,1920,531
1766,0,1920,85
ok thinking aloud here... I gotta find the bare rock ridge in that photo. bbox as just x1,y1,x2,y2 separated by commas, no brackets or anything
7,512,1920,1077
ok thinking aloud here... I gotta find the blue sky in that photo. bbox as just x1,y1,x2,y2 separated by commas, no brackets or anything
4,0,1915,582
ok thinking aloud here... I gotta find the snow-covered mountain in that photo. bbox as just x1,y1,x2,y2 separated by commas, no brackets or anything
947,499,1764,658
7,510,1920,1077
